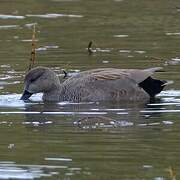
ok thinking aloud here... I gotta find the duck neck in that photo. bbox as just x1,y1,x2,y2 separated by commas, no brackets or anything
42,80,63,102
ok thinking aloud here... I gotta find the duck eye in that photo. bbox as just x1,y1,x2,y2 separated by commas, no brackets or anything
30,78,36,83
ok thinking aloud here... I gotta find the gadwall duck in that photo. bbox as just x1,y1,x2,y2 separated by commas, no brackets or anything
20,66,170,102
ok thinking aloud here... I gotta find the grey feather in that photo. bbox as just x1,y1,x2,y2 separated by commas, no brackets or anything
21,66,168,102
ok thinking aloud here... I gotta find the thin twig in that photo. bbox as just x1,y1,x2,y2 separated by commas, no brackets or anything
88,41,93,55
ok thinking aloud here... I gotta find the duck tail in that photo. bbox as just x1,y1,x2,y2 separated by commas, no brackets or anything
161,80,174,86
144,67,163,73
139,77,173,98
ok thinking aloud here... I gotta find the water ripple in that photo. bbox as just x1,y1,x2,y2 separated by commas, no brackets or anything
166,32,180,36
0,14,25,19
158,90,180,97
36,45,59,51
43,111,108,115
141,110,180,113
113,34,129,38
0,94,42,108
26,13,83,18
0,161,64,179
0,25,20,29
45,157,72,162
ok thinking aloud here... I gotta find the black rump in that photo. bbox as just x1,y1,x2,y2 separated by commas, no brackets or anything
139,77,167,97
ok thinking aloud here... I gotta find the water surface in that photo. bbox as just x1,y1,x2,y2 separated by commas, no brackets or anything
0,0,180,179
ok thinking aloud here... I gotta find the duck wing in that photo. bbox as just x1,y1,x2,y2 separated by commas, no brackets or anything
62,67,162,101
90,67,162,83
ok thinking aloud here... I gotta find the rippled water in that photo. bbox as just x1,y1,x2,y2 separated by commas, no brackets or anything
1,0,180,179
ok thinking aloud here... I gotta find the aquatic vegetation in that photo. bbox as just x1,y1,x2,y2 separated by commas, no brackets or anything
166,166,176,180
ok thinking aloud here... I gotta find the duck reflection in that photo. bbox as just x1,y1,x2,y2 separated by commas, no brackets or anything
22,98,168,130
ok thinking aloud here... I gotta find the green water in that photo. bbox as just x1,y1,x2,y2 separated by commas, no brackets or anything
0,0,180,179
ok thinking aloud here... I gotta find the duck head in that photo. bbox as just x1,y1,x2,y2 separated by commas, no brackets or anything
20,67,60,100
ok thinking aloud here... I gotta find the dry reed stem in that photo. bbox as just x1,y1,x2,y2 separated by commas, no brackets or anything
28,24,36,71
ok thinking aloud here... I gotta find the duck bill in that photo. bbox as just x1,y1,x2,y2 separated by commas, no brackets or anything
20,90,33,100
